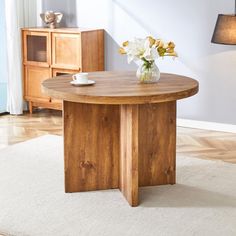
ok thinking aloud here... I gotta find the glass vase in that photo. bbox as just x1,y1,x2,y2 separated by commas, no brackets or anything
136,62,160,83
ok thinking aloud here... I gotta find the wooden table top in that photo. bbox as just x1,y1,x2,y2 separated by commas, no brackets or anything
42,71,199,105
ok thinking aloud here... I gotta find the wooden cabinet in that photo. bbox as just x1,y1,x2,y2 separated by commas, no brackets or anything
22,28,104,113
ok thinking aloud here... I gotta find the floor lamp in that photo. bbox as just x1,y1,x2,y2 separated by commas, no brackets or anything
212,1,236,45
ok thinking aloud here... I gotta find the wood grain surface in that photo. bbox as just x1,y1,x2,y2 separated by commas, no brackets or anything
138,102,176,186
120,105,139,206
42,71,199,105
64,101,120,192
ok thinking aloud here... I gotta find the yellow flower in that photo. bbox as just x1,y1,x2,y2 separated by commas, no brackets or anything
168,41,175,48
163,43,170,49
155,39,164,48
157,47,166,57
166,42,177,56
166,47,175,53
147,36,155,47
122,41,129,47
119,47,127,54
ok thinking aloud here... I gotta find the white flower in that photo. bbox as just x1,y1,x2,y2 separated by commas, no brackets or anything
142,38,159,61
123,37,159,63
125,38,146,63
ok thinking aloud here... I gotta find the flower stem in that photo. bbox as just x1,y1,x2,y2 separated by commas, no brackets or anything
141,58,154,70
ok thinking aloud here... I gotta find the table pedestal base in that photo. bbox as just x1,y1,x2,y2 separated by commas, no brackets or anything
64,101,176,206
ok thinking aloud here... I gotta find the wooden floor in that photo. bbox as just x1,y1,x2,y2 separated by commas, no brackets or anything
0,109,236,164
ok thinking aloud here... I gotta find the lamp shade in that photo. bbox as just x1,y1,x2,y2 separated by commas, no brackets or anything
211,14,236,45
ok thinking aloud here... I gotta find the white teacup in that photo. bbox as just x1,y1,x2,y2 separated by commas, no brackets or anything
72,73,88,84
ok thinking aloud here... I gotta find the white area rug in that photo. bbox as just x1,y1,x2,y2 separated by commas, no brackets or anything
0,135,236,236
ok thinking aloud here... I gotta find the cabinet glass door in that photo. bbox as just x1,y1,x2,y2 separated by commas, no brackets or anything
23,31,50,66
27,35,47,62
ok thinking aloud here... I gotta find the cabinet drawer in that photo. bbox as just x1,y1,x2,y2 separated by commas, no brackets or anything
52,68,80,77
52,33,81,70
24,66,51,101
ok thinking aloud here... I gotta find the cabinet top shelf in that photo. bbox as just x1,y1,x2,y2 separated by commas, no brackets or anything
21,27,104,34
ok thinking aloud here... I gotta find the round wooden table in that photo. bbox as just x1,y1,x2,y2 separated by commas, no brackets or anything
42,71,199,207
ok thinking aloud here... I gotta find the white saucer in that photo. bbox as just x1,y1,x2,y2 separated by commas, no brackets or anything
70,80,95,86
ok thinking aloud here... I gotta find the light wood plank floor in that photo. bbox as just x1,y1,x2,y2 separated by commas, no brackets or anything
0,109,236,164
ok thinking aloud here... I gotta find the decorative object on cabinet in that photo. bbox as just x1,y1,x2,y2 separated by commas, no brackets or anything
22,27,104,113
40,11,63,29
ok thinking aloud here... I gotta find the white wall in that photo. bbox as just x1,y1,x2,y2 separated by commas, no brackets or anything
42,0,236,125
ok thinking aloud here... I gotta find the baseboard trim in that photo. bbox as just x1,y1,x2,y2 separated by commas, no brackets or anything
177,118,236,134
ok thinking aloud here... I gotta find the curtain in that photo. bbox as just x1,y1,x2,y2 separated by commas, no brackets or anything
4,0,37,115
0,1,8,113
5,0,23,115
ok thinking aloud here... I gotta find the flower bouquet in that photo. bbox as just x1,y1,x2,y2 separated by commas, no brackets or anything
119,36,177,83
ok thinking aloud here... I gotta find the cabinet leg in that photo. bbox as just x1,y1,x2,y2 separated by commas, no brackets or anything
29,102,33,114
